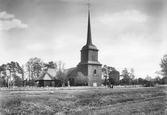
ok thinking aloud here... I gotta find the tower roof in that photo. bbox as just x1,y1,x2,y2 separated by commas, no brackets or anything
87,3,92,45
82,1,98,51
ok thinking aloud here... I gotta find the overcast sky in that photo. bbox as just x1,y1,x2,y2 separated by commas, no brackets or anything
0,0,166,78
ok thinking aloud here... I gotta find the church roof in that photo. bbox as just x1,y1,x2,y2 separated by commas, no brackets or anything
64,67,78,79
36,67,78,81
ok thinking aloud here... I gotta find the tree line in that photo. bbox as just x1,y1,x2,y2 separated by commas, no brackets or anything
0,61,23,87
0,57,87,87
0,54,167,87
102,54,167,87
0,57,65,87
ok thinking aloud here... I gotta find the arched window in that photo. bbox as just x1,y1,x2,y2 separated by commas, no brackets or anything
94,70,96,75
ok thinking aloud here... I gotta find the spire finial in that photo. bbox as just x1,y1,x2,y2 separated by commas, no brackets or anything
87,0,91,9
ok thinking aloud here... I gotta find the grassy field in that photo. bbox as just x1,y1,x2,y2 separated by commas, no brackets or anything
0,86,167,115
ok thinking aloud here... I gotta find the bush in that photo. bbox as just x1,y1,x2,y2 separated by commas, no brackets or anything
75,72,88,86
13,75,23,87
0,77,6,87
143,81,155,87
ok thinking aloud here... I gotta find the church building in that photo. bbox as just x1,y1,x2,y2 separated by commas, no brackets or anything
35,3,102,87
77,3,102,86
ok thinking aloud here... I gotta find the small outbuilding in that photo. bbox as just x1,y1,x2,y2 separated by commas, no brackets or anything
35,68,60,87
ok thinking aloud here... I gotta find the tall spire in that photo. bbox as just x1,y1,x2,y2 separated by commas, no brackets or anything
86,0,92,45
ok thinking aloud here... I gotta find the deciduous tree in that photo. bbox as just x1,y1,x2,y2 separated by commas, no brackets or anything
26,57,43,86
108,68,120,85
160,54,167,78
56,61,66,86
102,65,114,86
44,61,57,69
138,78,144,85
76,72,88,86
120,68,131,85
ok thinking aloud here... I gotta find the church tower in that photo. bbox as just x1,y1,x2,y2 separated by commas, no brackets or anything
77,2,102,86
